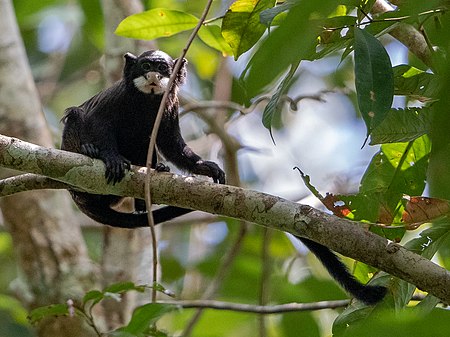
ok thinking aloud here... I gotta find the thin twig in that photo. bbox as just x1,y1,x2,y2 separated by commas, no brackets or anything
161,299,351,314
160,294,429,314
182,223,248,336
144,0,215,302
259,228,272,337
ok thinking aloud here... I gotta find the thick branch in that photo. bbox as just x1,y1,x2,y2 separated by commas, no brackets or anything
372,0,433,68
0,134,449,303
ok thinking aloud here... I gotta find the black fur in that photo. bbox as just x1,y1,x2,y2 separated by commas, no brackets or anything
298,237,387,304
61,50,225,226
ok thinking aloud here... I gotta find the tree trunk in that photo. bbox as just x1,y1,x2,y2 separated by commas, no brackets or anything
0,1,98,335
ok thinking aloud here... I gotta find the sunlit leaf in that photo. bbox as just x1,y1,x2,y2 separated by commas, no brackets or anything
354,27,394,135
198,25,233,56
115,8,198,40
330,136,430,232
370,107,432,144
361,136,430,196
222,0,276,60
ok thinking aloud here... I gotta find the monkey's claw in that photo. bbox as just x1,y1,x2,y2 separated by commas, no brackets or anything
81,143,100,158
193,161,225,184
103,154,131,185
155,163,170,172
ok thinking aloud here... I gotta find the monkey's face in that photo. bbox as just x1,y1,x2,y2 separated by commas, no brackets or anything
124,50,174,95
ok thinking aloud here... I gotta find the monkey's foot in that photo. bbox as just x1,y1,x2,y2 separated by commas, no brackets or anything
155,163,171,172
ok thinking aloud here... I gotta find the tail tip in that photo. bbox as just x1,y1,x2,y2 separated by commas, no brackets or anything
357,285,387,305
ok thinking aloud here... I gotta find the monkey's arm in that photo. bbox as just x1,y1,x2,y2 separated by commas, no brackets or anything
157,113,225,184
62,104,130,184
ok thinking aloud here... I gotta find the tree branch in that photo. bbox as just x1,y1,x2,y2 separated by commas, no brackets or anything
159,299,350,314
372,0,434,68
1,134,450,303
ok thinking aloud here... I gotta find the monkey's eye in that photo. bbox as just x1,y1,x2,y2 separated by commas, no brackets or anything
141,62,152,71
156,63,169,73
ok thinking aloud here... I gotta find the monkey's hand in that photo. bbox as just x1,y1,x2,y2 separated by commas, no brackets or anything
193,161,225,184
80,143,130,184
155,163,171,172
102,153,131,184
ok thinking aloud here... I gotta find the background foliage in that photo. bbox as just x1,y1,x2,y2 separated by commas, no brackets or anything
1,0,450,336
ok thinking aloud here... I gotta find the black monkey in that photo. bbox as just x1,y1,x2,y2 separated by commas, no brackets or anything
61,50,385,305
61,50,225,228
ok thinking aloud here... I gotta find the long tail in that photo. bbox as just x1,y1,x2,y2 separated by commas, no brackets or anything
298,237,387,305
71,192,193,228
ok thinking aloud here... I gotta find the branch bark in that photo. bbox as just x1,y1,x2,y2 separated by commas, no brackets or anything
1,134,449,303
372,0,433,68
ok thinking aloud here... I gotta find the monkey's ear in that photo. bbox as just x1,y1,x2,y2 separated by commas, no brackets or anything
124,52,137,63
174,58,188,85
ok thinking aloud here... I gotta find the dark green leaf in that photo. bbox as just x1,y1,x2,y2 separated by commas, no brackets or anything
104,281,144,294
393,65,440,100
334,307,450,337
115,8,198,40
370,107,432,144
413,295,441,314
354,27,394,135
28,304,69,324
222,0,276,60
281,311,320,337
262,60,300,137
242,0,340,99
259,0,296,26
116,303,176,335
82,290,104,306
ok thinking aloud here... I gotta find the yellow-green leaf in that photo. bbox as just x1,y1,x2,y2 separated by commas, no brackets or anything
222,0,276,60
198,25,234,56
115,8,198,40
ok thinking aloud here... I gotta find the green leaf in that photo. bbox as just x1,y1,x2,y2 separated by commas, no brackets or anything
82,290,104,306
354,27,394,135
28,304,69,324
116,303,176,335
259,0,295,26
334,307,450,337
222,0,276,60
198,25,234,56
242,0,340,99
363,136,430,194
335,136,430,228
262,60,300,138
104,281,145,294
393,64,440,101
370,107,432,144
115,8,198,40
